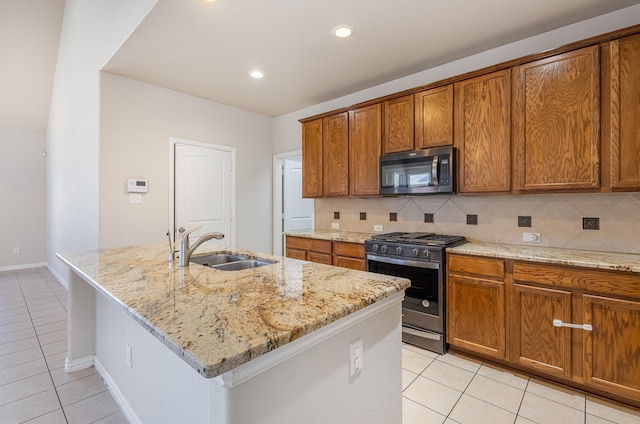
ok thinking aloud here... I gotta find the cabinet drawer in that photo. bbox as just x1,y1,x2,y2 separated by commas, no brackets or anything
449,255,505,279
513,262,640,298
285,236,332,254
333,241,364,259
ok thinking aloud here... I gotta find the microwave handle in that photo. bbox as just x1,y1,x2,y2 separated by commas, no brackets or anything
431,155,439,185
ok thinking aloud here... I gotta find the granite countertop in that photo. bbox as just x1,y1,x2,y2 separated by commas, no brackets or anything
57,244,409,378
285,230,373,244
448,242,640,273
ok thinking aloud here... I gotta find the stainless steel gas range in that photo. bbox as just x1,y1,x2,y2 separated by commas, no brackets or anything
365,232,466,354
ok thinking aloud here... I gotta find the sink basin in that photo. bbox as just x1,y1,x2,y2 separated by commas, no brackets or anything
190,254,278,271
213,260,277,271
190,254,246,267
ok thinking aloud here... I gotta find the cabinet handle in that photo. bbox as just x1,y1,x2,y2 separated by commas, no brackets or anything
553,319,593,331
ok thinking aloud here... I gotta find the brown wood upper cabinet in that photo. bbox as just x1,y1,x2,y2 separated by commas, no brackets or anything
415,84,454,149
322,112,349,197
602,33,640,191
513,46,601,192
454,70,511,193
302,118,323,197
349,104,382,196
383,95,414,153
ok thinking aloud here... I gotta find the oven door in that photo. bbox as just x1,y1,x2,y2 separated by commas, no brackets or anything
366,254,443,333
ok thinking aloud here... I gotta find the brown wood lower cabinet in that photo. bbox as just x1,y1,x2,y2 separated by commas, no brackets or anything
285,236,365,271
448,253,640,407
333,241,366,271
583,294,640,399
447,255,506,360
510,283,573,378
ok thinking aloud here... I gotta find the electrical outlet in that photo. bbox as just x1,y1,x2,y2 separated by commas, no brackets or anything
126,344,132,369
349,338,363,376
129,193,143,204
522,232,541,243
12,247,19,255
331,222,339,229
373,225,383,232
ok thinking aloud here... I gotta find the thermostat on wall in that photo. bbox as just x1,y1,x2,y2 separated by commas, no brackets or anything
127,179,148,193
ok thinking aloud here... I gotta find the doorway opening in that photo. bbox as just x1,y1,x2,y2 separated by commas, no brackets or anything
273,151,314,256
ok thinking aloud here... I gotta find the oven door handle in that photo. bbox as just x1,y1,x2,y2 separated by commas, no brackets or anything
367,254,440,270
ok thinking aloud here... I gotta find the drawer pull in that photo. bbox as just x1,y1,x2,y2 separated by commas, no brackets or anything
553,319,593,331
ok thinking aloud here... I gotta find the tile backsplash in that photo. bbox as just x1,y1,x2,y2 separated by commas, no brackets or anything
314,193,640,254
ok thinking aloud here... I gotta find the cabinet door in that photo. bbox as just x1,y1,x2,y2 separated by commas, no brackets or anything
447,274,506,359
302,119,323,197
334,256,366,271
383,95,414,153
308,252,333,265
603,34,640,190
349,104,381,196
415,85,453,149
510,284,573,378
583,294,640,399
323,113,349,196
454,70,511,193
513,46,600,192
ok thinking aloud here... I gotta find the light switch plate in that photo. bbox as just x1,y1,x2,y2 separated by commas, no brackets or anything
129,193,143,204
349,338,363,376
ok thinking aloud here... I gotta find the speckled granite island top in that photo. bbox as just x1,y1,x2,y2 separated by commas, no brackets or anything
448,242,640,273
285,230,372,244
57,244,409,378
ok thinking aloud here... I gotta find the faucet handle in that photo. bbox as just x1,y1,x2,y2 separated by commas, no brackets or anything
182,226,202,240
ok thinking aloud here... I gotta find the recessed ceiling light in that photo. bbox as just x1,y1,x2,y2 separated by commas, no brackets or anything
332,25,353,38
249,70,264,79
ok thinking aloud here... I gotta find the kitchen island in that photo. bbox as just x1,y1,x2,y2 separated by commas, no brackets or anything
57,244,409,424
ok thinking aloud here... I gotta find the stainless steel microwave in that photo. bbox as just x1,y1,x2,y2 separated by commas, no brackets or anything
379,146,455,195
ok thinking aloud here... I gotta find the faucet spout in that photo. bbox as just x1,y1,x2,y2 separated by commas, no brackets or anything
178,226,225,266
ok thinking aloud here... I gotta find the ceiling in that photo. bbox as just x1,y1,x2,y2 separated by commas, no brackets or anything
104,0,640,117
0,0,65,134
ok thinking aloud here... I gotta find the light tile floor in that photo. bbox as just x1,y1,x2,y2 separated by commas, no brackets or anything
402,343,640,424
0,267,127,424
2,267,639,424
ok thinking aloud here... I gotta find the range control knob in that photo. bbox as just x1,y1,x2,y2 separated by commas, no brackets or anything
412,248,419,257
380,245,388,253
396,246,403,255
422,249,431,258
372,244,379,252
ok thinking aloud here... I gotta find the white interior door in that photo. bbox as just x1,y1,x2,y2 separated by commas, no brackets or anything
174,143,232,247
283,157,313,233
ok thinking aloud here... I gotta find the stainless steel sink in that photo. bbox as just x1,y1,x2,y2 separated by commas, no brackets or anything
190,254,246,267
213,260,276,271
190,254,278,271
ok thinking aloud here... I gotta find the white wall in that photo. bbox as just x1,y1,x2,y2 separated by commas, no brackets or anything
0,129,46,269
272,4,640,154
46,0,157,283
99,73,273,253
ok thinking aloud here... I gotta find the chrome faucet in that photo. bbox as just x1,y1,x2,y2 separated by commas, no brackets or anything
178,226,225,267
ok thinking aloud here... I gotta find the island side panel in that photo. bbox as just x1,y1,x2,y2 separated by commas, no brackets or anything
226,301,403,424
95,292,220,424
66,269,96,372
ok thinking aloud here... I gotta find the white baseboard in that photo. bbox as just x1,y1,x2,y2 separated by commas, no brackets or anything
95,357,142,424
47,263,68,289
0,262,47,272
65,355,95,373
